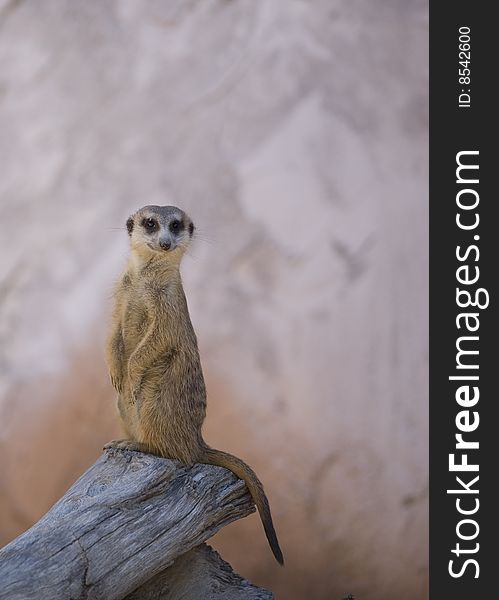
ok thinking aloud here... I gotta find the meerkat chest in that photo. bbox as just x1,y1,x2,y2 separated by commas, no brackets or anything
120,290,151,353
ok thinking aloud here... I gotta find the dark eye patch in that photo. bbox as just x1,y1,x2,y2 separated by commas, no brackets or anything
141,217,158,232
169,219,184,233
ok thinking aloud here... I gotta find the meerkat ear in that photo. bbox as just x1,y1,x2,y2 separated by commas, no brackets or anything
126,216,134,236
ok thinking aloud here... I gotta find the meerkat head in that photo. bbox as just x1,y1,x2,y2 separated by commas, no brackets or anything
126,205,195,262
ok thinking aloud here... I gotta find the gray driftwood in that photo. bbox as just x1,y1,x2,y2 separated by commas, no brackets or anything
0,448,273,600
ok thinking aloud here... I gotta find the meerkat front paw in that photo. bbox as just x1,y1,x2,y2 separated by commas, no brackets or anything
110,373,122,393
128,375,142,404
132,385,141,403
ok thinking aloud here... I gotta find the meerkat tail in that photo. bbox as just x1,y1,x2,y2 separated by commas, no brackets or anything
201,446,284,565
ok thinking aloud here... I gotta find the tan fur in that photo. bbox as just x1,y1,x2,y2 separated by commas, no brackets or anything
105,205,283,564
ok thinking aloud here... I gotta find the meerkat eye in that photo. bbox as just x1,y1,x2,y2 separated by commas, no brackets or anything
142,217,157,231
169,219,182,233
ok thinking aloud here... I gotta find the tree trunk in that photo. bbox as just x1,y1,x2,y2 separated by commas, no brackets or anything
0,448,273,599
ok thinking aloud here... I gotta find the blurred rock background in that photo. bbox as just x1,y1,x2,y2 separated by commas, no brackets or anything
0,1,428,598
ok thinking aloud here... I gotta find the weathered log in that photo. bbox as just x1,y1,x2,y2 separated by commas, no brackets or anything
0,448,273,600
124,544,273,599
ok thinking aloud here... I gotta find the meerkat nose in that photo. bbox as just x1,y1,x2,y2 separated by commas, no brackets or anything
160,239,171,250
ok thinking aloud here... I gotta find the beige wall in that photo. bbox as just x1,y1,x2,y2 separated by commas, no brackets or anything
0,1,428,598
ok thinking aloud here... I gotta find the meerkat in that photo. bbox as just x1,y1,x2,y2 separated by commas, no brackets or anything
105,205,283,565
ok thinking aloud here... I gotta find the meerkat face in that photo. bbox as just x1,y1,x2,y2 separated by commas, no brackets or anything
126,205,195,259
